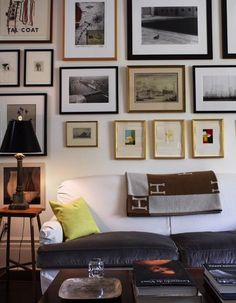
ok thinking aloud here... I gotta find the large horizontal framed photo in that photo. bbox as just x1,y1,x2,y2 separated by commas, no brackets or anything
192,119,224,158
153,120,185,159
128,65,185,112
127,0,212,60
193,65,236,113
24,49,54,86
222,0,236,58
66,121,98,147
114,120,146,160
0,163,45,209
0,49,20,87
60,66,118,114
0,93,47,156
0,0,53,43
63,0,117,60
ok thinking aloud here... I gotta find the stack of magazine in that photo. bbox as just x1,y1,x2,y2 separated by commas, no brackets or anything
132,259,202,303
204,264,236,303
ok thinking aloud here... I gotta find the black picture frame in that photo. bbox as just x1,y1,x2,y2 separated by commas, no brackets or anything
222,0,236,58
0,49,20,87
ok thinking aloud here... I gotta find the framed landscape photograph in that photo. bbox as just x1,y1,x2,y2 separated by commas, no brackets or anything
127,0,212,60
0,0,53,43
0,49,20,87
114,120,146,160
60,66,118,114
128,65,185,112
222,0,236,58
193,65,236,113
24,49,54,86
66,121,98,147
153,120,185,159
192,119,224,158
0,93,47,156
63,0,117,60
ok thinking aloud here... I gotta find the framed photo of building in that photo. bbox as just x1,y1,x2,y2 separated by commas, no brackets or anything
128,65,185,112
192,119,224,158
0,49,20,87
153,120,185,159
114,120,146,160
63,0,117,60
127,0,212,60
66,121,98,147
222,0,236,58
193,65,236,113
60,66,118,114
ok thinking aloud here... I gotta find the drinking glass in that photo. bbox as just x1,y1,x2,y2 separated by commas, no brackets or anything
88,258,104,278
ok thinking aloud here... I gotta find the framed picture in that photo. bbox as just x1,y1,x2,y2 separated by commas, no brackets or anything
153,120,185,159
0,93,47,156
114,120,146,160
193,65,236,113
222,0,236,58
63,0,117,60
60,66,118,114
192,119,224,158
0,49,20,87
128,65,185,112
0,163,45,209
66,121,98,147
0,0,53,43
24,49,54,86
127,0,212,60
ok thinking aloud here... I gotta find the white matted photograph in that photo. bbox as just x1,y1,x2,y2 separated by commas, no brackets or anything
0,49,20,87
66,121,98,147
222,0,236,58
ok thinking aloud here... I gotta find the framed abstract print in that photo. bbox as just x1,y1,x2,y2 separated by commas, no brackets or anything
66,121,98,147
0,49,20,87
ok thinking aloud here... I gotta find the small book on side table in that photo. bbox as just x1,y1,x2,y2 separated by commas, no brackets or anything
204,279,236,303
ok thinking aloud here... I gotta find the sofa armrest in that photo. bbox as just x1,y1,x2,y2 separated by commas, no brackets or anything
39,219,63,245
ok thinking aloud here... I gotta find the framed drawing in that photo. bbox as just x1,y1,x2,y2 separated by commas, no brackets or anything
127,0,212,60
0,49,20,87
63,0,117,60
24,49,54,86
192,119,224,158
0,93,47,156
66,121,98,147
0,162,45,209
60,66,118,114
222,0,236,58
128,65,185,112
153,120,185,159
193,65,236,113
0,0,53,43
114,120,146,160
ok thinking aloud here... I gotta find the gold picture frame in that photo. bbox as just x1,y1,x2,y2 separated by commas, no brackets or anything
66,121,98,147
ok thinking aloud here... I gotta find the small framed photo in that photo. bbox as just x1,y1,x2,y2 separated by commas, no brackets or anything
128,65,185,112
0,50,20,87
127,0,212,60
153,120,185,159
193,65,236,113
63,0,117,60
24,49,54,86
222,0,236,58
114,120,146,160
192,119,224,158
0,163,45,209
60,66,118,114
66,121,98,147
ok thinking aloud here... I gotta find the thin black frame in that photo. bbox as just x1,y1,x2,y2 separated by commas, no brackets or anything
24,49,54,87
222,0,236,58
127,0,213,60
0,49,20,87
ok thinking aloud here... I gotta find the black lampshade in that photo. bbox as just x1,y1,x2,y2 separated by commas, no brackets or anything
0,120,41,153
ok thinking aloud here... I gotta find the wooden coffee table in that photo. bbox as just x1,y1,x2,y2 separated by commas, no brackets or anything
38,268,214,302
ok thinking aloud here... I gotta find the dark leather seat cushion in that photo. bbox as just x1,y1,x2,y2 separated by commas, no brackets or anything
37,231,178,269
171,230,236,267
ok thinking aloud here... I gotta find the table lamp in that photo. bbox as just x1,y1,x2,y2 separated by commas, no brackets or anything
0,119,41,210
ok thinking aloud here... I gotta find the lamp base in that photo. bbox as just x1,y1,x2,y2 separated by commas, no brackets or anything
8,192,29,210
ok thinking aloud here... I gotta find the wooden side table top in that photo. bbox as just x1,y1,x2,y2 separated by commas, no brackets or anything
0,206,44,217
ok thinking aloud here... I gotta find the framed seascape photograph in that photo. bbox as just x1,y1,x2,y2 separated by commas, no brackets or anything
127,0,212,60
0,163,45,209
0,49,20,87
222,0,236,58
66,121,98,147
114,120,146,160
128,65,185,112
0,0,53,43
24,49,54,86
192,119,224,158
60,66,118,114
153,120,185,159
0,93,47,156
63,0,117,60
193,65,236,113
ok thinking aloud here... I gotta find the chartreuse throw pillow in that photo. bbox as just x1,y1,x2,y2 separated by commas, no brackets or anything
49,197,100,240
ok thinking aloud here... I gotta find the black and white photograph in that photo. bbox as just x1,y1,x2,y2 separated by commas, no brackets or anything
7,104,36,130
0,49,20,87
222,0,236,58
66,121,98,147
